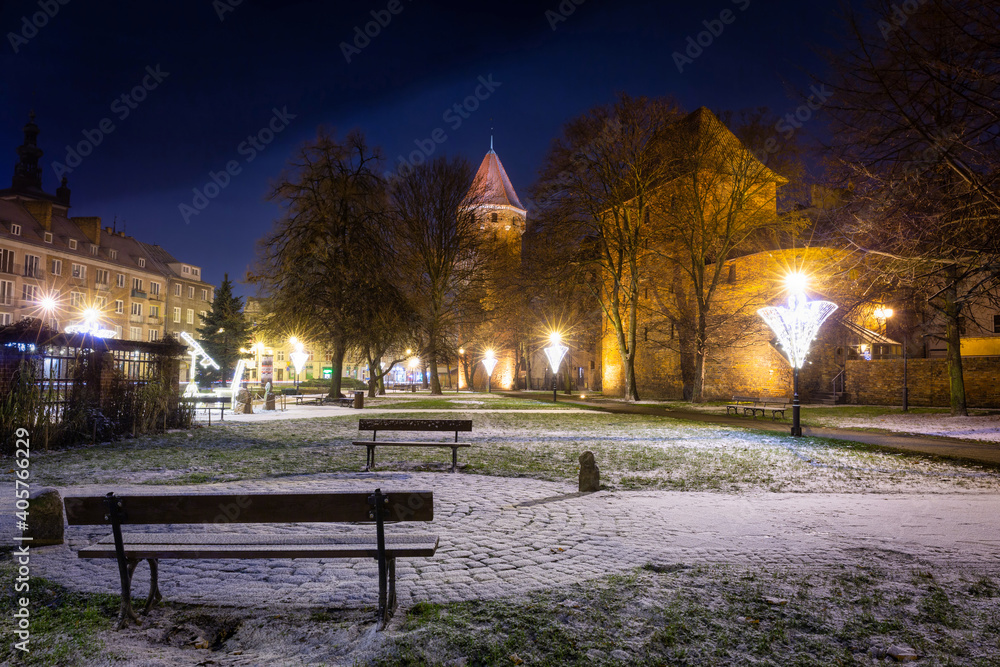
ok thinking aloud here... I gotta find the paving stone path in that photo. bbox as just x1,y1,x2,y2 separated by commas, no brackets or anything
10,473,1000,611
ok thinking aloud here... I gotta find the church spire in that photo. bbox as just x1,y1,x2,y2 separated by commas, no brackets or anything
11,110,44,192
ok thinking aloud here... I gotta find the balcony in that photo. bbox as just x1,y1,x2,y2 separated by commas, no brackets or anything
149,292,164,302
129,315,144,324
147,316,162,325
0,295,11,307
94,282,110,291
131,289,148,299
24,268,45,280
0,263,16,276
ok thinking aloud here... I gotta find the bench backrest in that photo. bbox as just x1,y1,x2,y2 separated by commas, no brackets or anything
359,419,472,433
732,395,758,402
64,491,433,526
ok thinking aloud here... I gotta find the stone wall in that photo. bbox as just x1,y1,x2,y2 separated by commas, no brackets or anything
848,357,1000,408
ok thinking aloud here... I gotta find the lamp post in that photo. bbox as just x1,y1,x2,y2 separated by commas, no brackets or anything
758,273,838,437
408,357,419,387
289,337,308,393
544,332,569,403
458,348,465,393
482,349,498,393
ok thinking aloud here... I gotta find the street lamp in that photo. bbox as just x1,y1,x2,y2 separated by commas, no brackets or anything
458,348,465,393
482,349,498,393
758,273,838,437
408,357,420,386
544,332,569,403
289,337,308,393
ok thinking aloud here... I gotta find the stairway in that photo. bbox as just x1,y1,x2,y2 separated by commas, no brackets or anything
810,391,846,405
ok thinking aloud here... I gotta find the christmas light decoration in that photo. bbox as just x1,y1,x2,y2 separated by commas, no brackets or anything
482,349,498,393
544,332,569,402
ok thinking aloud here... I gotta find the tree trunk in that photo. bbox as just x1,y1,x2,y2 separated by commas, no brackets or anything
943,271,968,416
428,347,442,394
691,314,709,402
327,338,347,398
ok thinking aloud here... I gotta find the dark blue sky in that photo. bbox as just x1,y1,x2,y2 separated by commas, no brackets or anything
1,0,845,295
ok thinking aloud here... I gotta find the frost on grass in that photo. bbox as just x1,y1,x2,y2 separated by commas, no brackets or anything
25,412,1000,494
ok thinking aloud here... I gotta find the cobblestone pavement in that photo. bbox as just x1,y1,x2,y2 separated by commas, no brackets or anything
8,473,999,612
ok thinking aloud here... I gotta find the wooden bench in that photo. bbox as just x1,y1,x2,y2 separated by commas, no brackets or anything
295,394,325,406
353,419,472,473
63,489,436,629
726,395,759,416
755,397,788,420
180,396,228,424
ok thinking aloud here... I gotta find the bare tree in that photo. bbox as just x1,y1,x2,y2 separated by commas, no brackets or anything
533,94,685,400
254,129,388,399
820,0,1000,415
390,156,485,394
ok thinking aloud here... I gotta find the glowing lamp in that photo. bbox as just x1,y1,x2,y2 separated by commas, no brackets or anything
544,333,569,402
482,349,498,393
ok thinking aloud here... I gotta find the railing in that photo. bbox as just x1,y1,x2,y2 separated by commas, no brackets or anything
147,316,162,325
149,292,164,301
94,282,110,291
23,267,44,279
129,315,144,324
831,369,845,395
131,289,148,299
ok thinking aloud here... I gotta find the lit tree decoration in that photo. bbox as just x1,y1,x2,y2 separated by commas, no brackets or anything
289,337,309,391
181,331,221,396
757,273,837,437
481,349,498,393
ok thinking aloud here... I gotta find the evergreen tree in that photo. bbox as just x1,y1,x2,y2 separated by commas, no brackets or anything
195,274,252,385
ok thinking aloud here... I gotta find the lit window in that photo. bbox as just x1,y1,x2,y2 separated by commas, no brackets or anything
95,296,107,310
129,326,141,340
70,292,84,307
173,307,181,323
114,325,122,338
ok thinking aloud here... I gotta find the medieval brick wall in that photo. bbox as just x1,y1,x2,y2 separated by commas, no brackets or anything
848,357,1000,408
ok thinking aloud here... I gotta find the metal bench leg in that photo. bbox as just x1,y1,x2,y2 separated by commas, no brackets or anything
451,447,458,473
118,559,141,629
143,559,162,613
366,445,375,471
386,557,397,618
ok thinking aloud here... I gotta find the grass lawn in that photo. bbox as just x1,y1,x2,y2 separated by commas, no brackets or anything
25,410,1000,493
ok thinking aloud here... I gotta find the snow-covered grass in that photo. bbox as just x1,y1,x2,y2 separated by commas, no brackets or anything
27,411,1000,494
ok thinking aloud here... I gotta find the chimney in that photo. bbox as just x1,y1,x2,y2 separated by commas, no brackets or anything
72,216,102,245
22,200,53,231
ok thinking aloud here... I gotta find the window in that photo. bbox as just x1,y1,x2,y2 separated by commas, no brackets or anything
109,249,117,260
150,282,160,296
71,263,85,279
114,325,122,338
10,224,21,236
50,259,62,276
43,232,52,243
24,255,40,278
132,278,143,292
0,280,13,306
995,314,1000,334
173,307,181,323
173,284,181,296
131,302,142,316
68,239,77,250
188,286,194,299
70,292,84,307
186,308,194,324
0,313,11,326
148,329,159,342
137,258,146,268
150,305,160,318
182,266,190,274
21,285,38,302
201,288,208,301
46,317,58,330
199,310,207,322
117,273,125,288
90,244,99,256
95,269,109,285
115,300,124,314
192,268,200,277
129,326,141,340
95,296,107,310
0,249,13,273
277,350,285,361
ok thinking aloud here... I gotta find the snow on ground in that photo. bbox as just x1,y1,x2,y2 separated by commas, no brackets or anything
815,412,1000,442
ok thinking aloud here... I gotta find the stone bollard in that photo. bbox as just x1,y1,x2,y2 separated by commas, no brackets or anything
236,389,253,414
579,451,600,492
22,487,64,545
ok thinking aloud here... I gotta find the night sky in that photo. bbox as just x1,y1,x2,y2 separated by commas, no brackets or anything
1,0,845,295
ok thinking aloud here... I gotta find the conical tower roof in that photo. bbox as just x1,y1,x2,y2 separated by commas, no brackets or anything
469,146,525,212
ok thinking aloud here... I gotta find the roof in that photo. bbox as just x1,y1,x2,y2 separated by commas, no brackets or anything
677,107,788,186
468,149,525,212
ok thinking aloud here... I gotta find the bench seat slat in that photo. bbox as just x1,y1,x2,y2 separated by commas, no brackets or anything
79,533,439,559
351,441,471,448
358,419,472,432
